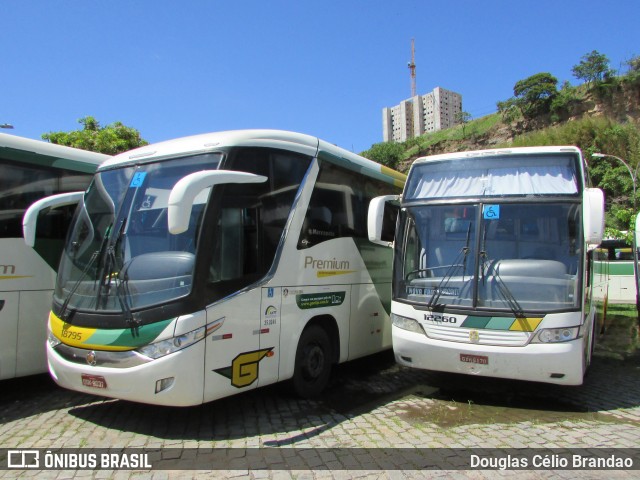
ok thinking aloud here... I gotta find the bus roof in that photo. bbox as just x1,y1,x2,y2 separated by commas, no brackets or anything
413,146,582,166
99,129,406,188
0,132,109,173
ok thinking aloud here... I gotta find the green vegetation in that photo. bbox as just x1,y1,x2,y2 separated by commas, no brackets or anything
512,72,559,120
572,50,614,87
43,116,148,155
507,118,640,236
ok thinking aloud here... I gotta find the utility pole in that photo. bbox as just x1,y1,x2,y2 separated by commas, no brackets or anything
408,38,416,98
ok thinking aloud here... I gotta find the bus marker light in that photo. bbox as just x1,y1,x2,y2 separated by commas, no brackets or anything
155,377,175,394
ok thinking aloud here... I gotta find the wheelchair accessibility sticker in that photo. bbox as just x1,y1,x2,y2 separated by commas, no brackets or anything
483,205,500,220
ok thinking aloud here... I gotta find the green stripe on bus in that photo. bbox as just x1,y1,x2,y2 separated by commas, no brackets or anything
594,262,635,275
485,317,516,330
88,318,173,348
461,316,490,328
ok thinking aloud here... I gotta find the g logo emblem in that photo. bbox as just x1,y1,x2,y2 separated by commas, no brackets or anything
469,330,480,343
214,348,274,388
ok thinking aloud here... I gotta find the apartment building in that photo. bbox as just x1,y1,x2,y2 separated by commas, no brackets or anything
382,87,462,143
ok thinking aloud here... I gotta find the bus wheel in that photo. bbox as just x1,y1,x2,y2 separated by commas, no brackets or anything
292,325,332,398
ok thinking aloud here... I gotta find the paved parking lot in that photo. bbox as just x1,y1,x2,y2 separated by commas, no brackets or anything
0,346,639,479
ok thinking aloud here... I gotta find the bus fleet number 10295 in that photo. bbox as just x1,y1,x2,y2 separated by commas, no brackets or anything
24,129,406,406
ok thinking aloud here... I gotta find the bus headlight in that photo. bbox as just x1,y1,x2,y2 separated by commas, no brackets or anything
533,327,579,343
391,313,425,335
137,326,206,359
48,330,62,349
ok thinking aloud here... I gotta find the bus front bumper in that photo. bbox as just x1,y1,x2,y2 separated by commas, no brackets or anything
392,325,585,385
47,341,206,406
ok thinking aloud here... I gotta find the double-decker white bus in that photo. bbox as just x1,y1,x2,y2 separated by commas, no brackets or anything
368,146,605,385
25,130,405,406
0,133,108,380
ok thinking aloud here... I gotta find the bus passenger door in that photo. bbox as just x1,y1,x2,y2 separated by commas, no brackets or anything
257,286,281,387
203,290,262,402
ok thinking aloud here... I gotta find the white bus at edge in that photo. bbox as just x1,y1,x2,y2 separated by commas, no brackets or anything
0,133,108,380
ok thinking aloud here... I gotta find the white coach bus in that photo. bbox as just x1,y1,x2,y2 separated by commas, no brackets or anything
592,239,637,304
0,133,107,380
368,146,605,385
25,130,406,406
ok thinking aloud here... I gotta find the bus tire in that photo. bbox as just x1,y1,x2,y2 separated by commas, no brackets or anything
292,325,332,398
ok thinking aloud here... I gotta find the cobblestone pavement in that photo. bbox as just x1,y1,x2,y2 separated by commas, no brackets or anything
0,348,639,479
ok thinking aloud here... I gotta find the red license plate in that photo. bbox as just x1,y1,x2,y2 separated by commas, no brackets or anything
81,374,107,389
460,353,489,365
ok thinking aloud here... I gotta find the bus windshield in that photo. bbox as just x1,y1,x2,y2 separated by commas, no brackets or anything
55,153,222,314
396,202,582,313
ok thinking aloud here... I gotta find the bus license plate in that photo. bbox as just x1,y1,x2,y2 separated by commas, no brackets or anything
81,374,107,389
460,353,488,365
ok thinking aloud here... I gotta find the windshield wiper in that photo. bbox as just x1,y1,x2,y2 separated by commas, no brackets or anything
485,263,525,318
427,223,472,308
479,221,525,318
58,223,114,322
59,250,99,322
95,216,139,328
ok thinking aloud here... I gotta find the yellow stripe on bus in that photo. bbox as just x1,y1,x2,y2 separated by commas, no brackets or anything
49,312,132,351
509,317,543,332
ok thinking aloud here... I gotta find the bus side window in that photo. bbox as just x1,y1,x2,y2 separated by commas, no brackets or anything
0,159,92,269
0,160,58,239
297,161,401,249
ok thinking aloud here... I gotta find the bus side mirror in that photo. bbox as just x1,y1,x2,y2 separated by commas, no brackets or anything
583,187,605,250
22,191,84,247
368,195,400,247
168,170,267,234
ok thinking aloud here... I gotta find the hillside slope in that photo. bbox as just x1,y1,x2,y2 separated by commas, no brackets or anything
391,80,640,173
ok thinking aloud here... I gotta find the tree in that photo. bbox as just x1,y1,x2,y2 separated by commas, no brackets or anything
42,116,148,155
550,81,581,122
572,50,612,86
624,55,640,86
496,98,521,123
454,111,472,137
627,54,640,73
512,72,558,120
360,141,405,169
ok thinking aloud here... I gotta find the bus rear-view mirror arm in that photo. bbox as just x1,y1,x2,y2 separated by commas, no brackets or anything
22,191,84,248
368,195,401,247
583,187,605,251
168,170,267,235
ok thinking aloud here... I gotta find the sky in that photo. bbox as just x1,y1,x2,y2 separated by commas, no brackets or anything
2,1,639,154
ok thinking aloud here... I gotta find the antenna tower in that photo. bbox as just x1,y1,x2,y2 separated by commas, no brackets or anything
408,38,416,97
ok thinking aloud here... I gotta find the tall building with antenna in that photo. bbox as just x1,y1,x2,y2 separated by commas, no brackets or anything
382,40,462,143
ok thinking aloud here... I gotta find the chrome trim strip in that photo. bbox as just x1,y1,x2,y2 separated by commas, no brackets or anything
54,343,151,368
